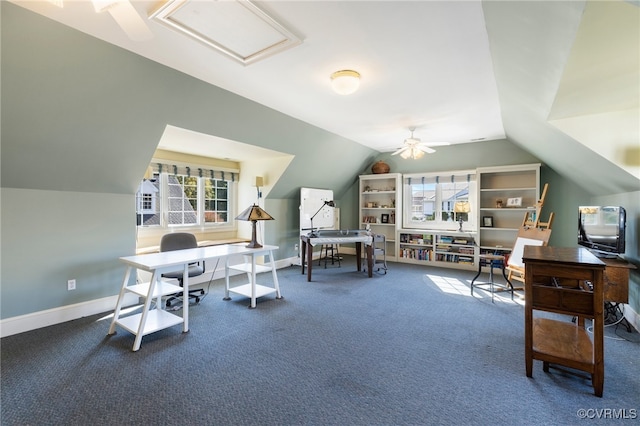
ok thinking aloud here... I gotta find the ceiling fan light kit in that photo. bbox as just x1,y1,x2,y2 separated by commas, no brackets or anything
330,70,360,95
392,129,449,159
400,148,425,160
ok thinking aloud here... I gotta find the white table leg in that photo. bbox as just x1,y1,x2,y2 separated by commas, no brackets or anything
132,270,158,352
250,254,257,308
182,263,189,332
223,257,231,300
270,250,282,299
108,266,132,335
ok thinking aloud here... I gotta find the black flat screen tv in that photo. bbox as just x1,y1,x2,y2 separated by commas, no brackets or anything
578,206,626,258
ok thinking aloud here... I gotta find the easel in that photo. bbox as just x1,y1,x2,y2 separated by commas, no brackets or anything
506,183,554,288
521,183,554,229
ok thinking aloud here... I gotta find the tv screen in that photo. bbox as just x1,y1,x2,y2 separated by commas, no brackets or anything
578,206,626,257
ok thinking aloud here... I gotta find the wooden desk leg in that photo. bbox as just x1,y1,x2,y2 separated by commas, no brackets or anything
307,241,313,282
301,240,306,275
356,243,362,272
366,245,373,278
525,278,533,378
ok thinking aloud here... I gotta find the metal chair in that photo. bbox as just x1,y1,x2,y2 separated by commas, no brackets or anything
372,234,388,274
319,244,341,268
363,234,387,274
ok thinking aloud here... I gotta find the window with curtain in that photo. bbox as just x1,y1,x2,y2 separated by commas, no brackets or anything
136,162,237,229
403,171,476,230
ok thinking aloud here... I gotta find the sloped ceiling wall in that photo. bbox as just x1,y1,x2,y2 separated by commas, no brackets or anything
0,3,377,198
484,0,639,195
549,0,639,179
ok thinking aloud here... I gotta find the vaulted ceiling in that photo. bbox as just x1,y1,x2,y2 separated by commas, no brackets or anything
8,0,640,195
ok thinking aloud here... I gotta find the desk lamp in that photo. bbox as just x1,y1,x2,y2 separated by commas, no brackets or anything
308,200,335,237
454,201,470,232
235,204,274,248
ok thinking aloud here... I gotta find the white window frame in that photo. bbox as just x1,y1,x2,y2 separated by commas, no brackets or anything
403,170,477,231
138,172,238,232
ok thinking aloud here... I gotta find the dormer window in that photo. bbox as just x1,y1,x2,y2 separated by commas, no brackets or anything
136,178,159,225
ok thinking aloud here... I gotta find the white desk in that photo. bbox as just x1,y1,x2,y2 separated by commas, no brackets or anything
108,243,280,351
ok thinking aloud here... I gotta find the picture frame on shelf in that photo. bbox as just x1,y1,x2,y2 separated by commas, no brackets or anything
506,197,522,207
381,214,389,224
483,216,494,227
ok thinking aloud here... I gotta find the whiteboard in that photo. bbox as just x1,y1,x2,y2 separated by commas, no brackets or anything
508,237,545,268
300,187,334,231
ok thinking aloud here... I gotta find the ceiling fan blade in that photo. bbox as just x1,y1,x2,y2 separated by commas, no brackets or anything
421,142,450,147
107,1,153,41
418,145,436,154
391,146,409,156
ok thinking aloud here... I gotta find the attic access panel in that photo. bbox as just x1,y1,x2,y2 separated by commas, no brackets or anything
150,0,301,65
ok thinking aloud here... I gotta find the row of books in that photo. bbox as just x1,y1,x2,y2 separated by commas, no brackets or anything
439,236,471,245
435,245,474,254
435,254,475,264
399,248,433,261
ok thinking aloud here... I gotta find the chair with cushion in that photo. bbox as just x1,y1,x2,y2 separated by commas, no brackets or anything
160,232,205,308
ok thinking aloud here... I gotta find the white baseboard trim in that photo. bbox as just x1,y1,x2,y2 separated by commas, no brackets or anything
0,293,139,338
0,259,295,338
624,303,640,333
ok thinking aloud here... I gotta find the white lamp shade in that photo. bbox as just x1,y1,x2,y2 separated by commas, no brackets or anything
331,70,360,95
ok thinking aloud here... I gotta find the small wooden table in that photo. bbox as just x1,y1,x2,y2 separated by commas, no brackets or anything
300,231,373,282
523,246,606,397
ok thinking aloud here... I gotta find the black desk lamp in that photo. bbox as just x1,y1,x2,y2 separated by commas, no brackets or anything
235,204,274,248
308,200,335,237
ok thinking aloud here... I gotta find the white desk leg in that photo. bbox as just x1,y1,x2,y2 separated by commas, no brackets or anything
182,263,189,332
132,269,158,352
250,254,257,309
108,266,132,335
223,257,231,300
269,250,282,299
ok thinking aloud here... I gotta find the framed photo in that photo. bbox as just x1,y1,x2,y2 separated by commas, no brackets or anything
381,213,389,223
483,216,494,227
506,197,522,207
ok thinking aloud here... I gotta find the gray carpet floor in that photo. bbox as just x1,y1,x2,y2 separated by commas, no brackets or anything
1,256,638,425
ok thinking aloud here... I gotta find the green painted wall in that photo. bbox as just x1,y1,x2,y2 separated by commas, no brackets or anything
1,3,374,319
1,188,134,318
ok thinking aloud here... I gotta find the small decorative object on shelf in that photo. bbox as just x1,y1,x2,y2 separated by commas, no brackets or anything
371,161,390,174
506,197,522,207
483,216,494,227
496,199,503,208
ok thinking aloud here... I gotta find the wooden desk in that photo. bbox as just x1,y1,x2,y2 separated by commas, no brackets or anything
523,246,606,397
301,232,373,282
600,257,636,304
109,244,281,351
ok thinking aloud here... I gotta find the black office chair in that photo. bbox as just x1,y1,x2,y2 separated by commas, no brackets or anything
160,233,205,308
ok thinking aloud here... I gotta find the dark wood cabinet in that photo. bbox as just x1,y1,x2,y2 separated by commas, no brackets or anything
523,246,606,397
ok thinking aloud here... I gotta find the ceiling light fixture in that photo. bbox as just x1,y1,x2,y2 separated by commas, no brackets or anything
330,70,360,95
400,147,426,160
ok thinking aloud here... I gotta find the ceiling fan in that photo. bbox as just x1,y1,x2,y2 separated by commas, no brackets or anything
50,0,153,41
391,128,450,159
